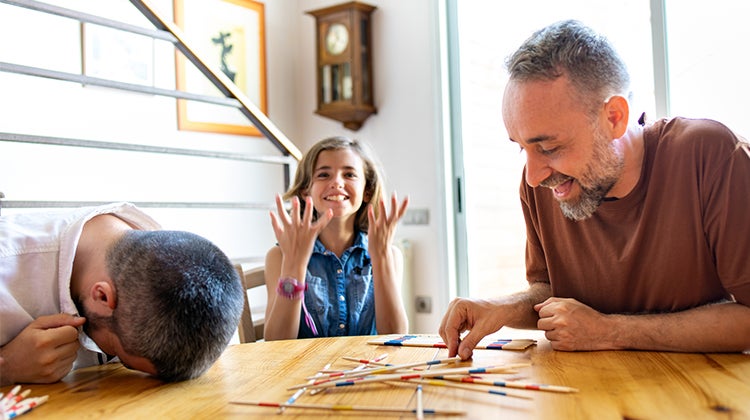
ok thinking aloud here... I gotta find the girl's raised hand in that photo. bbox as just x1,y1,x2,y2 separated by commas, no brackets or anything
269,194,333,262
367,192,409,256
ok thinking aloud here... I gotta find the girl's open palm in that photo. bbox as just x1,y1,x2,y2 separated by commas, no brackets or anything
269,194,332,263
367,192,409,256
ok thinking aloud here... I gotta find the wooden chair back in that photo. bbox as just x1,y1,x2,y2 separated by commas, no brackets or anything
233,264,266,343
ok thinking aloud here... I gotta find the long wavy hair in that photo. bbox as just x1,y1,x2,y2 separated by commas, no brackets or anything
284,136,385,232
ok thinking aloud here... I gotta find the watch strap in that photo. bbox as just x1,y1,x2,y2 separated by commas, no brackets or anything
275,277,318,336
276,276,306,299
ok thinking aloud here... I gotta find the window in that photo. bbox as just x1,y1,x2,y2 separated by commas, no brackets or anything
664,0,750,137
450,0,748,299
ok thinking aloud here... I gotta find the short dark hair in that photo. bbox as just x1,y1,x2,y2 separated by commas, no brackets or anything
106,230,243,381
505,19,630,118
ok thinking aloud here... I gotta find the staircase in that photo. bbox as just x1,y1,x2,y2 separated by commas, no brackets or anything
0,0,297,260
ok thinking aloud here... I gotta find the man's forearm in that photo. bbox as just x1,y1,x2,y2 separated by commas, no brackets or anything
610,301,750,352
501,281,552,329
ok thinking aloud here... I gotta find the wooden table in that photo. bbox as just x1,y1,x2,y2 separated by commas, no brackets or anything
4,328,750,419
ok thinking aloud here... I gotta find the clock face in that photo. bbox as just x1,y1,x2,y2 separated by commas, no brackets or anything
325,23,349,55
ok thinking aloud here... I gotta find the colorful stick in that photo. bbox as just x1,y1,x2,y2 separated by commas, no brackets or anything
369,334,536,350
0,385,20,409
6,395,48,419
230,400,466,415
438,375,579,393
279,362,332,413
302,355,461,382
2,389,30,411
416,384,424,420
292,363,531,391
324,354,389,373
403,378,532,400
342,353,391,366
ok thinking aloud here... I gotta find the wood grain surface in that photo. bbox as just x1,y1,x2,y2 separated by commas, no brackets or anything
3,329,749,419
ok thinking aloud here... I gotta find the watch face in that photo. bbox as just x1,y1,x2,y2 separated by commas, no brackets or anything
325,23,349,55
282,282,295,294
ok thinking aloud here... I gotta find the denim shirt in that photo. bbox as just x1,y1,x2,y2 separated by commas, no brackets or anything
298,231,376,338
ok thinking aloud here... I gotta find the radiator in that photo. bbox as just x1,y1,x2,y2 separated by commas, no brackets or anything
396,238,415,330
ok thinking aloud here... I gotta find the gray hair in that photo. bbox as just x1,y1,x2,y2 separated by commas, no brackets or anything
505,20,630,118
106,230,244,381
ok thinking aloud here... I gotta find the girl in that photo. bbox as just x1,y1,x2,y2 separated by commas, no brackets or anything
264,136,409,340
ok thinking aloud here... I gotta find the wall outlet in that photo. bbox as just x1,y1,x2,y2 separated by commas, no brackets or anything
402,208,429,225
415,296,432,313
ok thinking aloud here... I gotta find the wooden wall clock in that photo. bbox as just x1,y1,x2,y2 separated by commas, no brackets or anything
307,2,376,131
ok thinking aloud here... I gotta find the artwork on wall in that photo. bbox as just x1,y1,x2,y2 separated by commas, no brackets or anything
173,0,267,136
81,23,155,87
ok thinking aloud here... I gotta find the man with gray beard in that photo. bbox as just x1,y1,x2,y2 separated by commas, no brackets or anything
440,20,750,358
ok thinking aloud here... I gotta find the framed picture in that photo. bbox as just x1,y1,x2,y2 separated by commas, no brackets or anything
81,23,155,86
174,0,267,136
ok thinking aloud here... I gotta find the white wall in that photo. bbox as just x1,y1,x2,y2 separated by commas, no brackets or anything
0,0,450,333
287,0,450,333
0,0,284,260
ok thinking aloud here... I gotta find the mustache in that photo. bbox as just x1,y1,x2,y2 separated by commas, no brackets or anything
539,172,573,188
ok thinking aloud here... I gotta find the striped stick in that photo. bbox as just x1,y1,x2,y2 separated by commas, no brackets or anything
303,356,462,382
230,400,466,415
438,374,579,393
279,362,332,413
402,378,532,400
291,363,531,391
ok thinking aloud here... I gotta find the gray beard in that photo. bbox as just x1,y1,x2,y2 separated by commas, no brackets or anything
557,181,613,221
550,129,624,221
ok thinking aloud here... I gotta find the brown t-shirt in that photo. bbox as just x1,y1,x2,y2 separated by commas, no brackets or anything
521,117,750,314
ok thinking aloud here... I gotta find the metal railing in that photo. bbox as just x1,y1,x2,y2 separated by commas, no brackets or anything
0,0,301,212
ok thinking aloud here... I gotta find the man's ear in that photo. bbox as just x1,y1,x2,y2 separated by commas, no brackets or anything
90,281,117,314
604,95,629,139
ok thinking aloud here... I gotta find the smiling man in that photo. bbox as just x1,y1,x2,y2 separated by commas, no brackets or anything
0,202,244,385
439,20,750,359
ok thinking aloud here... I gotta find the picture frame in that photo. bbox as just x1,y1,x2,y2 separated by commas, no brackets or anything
173,0,267,137
81,23,155,87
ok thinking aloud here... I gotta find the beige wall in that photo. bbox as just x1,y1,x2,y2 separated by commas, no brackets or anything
0,0,451,333
283,0,451,333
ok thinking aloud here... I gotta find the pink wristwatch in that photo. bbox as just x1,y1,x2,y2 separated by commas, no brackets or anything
276,277,306,299
275,277,318,336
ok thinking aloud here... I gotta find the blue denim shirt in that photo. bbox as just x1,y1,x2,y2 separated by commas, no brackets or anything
298,230,376,338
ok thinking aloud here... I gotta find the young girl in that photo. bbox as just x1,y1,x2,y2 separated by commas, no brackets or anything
264,136,409,340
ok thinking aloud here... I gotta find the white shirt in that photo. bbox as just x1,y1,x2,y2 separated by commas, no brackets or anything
0,202,160,369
